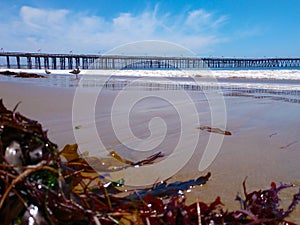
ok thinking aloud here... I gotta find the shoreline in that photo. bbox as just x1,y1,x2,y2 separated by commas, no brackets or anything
1,68,300,81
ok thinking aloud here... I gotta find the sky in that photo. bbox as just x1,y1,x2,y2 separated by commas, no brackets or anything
0,0,299,58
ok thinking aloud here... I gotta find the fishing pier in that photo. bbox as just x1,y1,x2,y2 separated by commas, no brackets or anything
0,52,300,70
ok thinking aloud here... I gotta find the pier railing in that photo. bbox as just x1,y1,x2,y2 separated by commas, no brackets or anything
0,52,300,70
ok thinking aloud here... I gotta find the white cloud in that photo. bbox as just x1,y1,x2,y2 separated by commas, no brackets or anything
0,5,228,55
186,9,212,29
20,6,69,30
235,26,263,38
105,40,196,57
185,9,228,32
113,13,134,31
212,15,228,28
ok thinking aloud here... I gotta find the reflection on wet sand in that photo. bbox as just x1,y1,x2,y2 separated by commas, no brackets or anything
224,88,300,104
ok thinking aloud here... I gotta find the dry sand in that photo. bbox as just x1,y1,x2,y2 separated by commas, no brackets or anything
1,80,300,222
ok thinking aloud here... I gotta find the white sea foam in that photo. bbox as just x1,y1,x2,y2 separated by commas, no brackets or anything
82,69,300,91
81,68,300,81
210,69,300,80
1,68,300,90
1,68,300,80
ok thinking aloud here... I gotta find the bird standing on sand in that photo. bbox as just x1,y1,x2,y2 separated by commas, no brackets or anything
69,67,80,79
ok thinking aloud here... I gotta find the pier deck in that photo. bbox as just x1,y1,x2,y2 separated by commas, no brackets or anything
0,52,299,70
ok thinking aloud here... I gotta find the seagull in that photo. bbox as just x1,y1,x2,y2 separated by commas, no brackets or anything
69,67,80,79
45,69,51,74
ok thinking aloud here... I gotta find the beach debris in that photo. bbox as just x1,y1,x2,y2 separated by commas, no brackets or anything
233,180,300,224
110,150,164,167
0,100,299,224
128,172,211,199
4,140,23,166
0,70,47,78
109,150,134,165
74,125,82,130
280,140,298,150
0,99,58,166
269,132,278,138
198,125,232,135
60,144,164,172
0,70,18,76
15,72,47,78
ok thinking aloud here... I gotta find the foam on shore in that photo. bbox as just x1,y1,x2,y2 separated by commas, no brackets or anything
1,68,300,79
1,68,300,92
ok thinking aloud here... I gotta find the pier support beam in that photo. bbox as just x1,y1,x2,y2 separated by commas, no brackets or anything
44,57,49,69
67,57,73,69
60,57,65,70
51,57,57,69
16,56,20,69
26,56,32,69
35,56,41,69
75,57,80,68
6,56,10,69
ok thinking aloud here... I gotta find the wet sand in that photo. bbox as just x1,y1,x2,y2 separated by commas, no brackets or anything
1,80,300,222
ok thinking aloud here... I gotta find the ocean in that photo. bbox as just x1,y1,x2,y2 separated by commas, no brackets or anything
1,68,300,89
1,68,300,104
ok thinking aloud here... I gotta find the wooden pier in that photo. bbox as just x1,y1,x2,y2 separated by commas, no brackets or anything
0,52,300,70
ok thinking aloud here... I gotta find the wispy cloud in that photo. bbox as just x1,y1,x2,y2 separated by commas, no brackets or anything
185,9,226,31
0,5,229,54
235,26,263,38
20,6,69,30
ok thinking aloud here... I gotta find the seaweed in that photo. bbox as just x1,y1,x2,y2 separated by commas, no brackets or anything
0,70,18,76
0,99,299,225
198,126,232,136
0,70,47,78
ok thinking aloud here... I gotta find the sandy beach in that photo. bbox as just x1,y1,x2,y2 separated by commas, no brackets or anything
1,77,300,222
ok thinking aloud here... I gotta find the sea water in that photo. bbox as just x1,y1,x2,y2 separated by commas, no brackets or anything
1,68,300,102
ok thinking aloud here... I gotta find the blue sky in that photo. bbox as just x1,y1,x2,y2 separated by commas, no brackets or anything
0,0,299,57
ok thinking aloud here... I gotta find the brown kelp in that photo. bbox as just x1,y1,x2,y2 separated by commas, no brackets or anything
198,126,232,136
0,99,299,224
60,144,164,172
0,70,47,78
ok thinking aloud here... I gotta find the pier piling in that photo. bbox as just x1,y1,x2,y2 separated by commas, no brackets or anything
0,52,300,70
